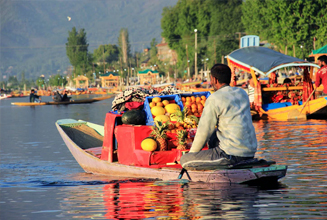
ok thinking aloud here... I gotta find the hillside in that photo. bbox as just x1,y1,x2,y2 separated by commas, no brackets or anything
0,0,178,80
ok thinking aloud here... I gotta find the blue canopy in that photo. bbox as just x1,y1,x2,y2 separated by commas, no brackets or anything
226,47,320,77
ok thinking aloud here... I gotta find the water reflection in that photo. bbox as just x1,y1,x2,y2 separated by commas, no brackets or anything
2,98,327,219
58,180,289,219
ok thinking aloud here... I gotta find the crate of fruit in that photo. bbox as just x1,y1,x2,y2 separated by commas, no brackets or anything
144,94,184,125
179,91,211,118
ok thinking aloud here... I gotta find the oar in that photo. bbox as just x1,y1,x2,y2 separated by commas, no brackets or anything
178,168,192,180
299,87,317,114
287,88,316,120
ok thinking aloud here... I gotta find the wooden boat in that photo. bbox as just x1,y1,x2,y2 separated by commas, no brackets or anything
55,115,287,184
11,95,114,106
226,47,327,120
0,94,12,100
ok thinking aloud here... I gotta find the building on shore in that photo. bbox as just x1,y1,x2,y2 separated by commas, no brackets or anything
156,38,178,65
74,75,89,88
137,69,159,85
99,72,120,87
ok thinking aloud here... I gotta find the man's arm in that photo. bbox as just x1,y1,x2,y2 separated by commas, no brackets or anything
189,98,219,152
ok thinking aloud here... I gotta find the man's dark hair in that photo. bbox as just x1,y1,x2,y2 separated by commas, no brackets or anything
318,55,327,64
31,89,35,92
210,64,231,85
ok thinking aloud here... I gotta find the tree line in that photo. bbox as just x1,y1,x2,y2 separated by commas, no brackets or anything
68,0,325,81
161,0,326,76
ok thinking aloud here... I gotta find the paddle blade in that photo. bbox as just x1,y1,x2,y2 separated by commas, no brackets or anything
287,109,307,121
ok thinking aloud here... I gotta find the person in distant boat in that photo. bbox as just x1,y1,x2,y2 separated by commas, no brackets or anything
247,74,258,109
29,89,41,102
315,55,327,96
269,72,278,85
180,64,257,168
61,90,71,102
52,90,62,102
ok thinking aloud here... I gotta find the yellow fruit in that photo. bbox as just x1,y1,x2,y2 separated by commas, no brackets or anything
141,138,157,152
162,100,170,106
149,102,156,108
151,106,166,116
152,97,161,103
154,115,169,123
165,103,181,114
156,102,164,107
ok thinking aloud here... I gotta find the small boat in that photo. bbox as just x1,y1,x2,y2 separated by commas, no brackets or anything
11,95,114,106
0,94,12,100
55,114,287,185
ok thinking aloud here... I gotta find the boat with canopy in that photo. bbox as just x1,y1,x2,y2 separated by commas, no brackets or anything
226,46,327,120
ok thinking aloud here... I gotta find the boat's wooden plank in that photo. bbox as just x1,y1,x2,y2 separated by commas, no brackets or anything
262,86,303,91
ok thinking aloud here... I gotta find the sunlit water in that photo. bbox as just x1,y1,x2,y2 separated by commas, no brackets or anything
1,95,327,219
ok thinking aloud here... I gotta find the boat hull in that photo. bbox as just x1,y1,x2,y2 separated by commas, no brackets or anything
56,120,287,184
12,95,114,106
259,96,327,120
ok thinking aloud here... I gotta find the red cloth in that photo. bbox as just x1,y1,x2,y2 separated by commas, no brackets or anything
125,101,144,110
303,67,315,102
254,81,262,111
315,65,327,94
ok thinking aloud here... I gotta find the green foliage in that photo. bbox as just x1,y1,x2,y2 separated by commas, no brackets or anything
161,0,243,76
48,74,67,87
36,77,45,88
66,27,89,77
242,0,327,57
150,38,158,60
93,44,119,64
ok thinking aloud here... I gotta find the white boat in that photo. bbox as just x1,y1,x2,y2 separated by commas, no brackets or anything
0,94,12,100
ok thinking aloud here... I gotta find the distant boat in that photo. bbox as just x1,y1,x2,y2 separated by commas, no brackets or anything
0,94,12,100
11,95,114,106
55,117,287,185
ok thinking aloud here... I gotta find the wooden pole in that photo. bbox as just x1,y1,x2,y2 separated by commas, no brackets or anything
195,30,198,76
186,44,190,78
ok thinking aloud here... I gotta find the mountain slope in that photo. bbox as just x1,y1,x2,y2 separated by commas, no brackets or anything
0,0,178,79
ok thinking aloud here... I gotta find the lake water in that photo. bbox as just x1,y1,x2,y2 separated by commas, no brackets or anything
1,95,327,219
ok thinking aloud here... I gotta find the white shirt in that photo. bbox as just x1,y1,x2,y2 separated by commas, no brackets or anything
190,86,257,157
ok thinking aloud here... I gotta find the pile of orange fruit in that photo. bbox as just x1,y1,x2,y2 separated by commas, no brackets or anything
181,95,207,118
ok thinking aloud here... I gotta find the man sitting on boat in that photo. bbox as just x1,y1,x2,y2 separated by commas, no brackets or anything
180,64,257,169
29,89,41,103
52,91,62,102
61,90,71,102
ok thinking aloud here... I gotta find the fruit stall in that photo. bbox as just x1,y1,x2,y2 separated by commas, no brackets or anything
101,90,211,167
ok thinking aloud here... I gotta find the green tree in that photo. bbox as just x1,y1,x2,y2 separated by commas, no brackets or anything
93,44,119,74
66,27,89,77
118,28,131,65
7,76,20,89
242,0,327,57
161,0,243,77
36,77,45,89
48,74,67,87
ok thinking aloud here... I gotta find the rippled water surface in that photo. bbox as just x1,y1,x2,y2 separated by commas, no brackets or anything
1,96,327,219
